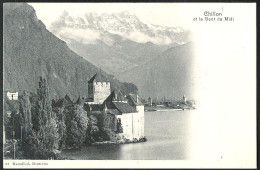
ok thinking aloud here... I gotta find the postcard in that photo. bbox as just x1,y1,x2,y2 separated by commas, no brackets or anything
2,2,256,169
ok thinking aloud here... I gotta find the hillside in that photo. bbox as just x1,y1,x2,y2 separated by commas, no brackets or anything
49,10,189,74
65,34,171,75
118,42,196,100
3,3,136,100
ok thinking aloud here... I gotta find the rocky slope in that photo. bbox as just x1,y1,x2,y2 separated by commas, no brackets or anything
3,3,136,100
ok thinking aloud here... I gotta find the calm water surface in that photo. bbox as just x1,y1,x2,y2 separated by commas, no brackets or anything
61,110,193,160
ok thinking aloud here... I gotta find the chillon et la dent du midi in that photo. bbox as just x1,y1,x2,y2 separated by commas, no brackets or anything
85,72,145,143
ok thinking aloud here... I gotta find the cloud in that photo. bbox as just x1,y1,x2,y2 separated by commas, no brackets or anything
54,26,173,46
56,27,101,45
122,31,173,45
55,27,116,46
105,29,173,45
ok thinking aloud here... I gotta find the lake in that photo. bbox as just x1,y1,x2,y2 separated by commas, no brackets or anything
61,110,193,160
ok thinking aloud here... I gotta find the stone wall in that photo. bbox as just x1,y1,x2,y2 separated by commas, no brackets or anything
93,82,110,104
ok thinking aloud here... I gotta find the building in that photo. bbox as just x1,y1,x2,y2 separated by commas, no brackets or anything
148,97,152,107
85,73,145,141
7,92,18,100
182,94,187,104
87,72,110,104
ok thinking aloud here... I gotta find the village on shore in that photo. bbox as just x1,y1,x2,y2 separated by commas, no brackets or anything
143,95,196,112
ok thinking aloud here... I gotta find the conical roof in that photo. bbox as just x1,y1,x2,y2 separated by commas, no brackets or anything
64,94,73,103
76,96,84,106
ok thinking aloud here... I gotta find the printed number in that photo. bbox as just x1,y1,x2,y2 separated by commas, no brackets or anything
5,162,9,166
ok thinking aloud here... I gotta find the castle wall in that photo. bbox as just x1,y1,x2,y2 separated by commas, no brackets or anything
116,114,133,140
116,105,145,141
93,82,110,104
135,105,145,138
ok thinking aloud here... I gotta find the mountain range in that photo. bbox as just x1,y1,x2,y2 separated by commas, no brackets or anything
4,3,196,101
118,42,196,100
48,10,195,99
3,3,137,100
49,11,190,75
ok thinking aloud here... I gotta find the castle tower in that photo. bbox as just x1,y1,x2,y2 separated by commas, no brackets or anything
182,95,187,103
87,71,111,104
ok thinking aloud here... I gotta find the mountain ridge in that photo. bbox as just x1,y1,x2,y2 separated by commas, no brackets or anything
50,10,189,45
118,42,196,100
48,10,190,74
119,42,192,75
3,3,137,100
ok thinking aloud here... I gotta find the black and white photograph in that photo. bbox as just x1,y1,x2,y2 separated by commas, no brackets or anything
2,2,256,169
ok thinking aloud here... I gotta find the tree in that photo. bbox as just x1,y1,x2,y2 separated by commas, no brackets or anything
65,104,88,149
19,90,32,135
3,100,11,127
53,106,66,149
98,112,117,142
4,95,20,139
87,115,99,144
37,76,53,125
21,126,58,159
20,77,59,159
121,82,138,95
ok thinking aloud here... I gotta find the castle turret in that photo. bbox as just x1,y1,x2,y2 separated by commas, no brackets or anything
87,71,111,104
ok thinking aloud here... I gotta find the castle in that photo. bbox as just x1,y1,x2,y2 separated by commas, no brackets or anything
85,72,145,141
87,73,111,104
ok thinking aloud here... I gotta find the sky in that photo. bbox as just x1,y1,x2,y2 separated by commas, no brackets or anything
29,3,198,30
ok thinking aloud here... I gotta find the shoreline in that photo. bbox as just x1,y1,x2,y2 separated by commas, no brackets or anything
92,137,147,145
145,107,195,112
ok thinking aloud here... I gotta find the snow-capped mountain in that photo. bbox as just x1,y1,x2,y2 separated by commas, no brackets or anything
49,11,190,75
50,11,189,45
